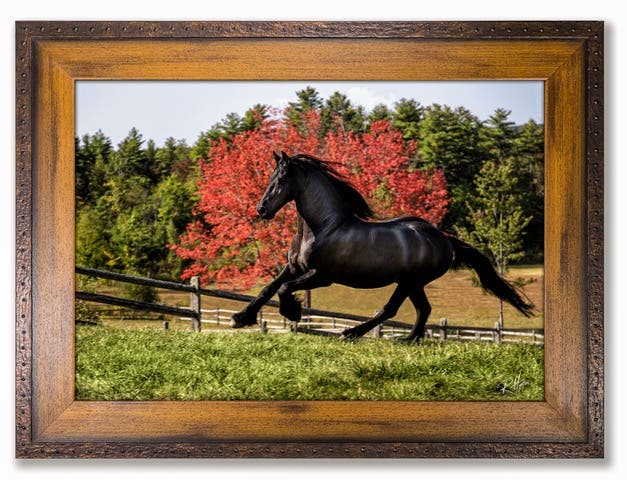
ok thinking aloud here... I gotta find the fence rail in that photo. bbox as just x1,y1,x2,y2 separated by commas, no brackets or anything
76,266,543,344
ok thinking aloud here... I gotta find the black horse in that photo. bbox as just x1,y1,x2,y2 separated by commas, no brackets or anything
231,151,533,341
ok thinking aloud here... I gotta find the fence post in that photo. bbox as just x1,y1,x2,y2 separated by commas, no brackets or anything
190,276,201,332
439,318,447,341
373,324,382,338
304,290,311,329
493,321,501,343
216,307,220,326
261,320,268,334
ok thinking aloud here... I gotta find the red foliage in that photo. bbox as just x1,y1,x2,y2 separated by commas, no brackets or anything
324,121,449,222
173,113,449,290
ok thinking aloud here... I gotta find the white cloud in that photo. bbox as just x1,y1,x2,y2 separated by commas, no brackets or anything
344,86,398,111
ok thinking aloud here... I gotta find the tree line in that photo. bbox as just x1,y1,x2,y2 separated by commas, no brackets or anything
76,86,543,297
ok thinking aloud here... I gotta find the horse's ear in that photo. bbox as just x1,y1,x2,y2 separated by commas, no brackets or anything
281,150,290,162
272,151,281,164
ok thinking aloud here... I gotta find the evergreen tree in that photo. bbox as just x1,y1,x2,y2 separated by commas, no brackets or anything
220,112,243,138
480,108,517,161
76,202,116,269
368,103,392,125
153,137,178,180
512,119,544,261
419,104,484,231
154,137,191,181
241,104,269,131
76,128,199,300
191,106,267,162
458,109,534,325
109,128,149,179
321,91,366,134
286,87,323,131
75,136,90,204
152,175,198,275
75,130,113,204
457,158,532,325
144,139,158,181
391,98,423,140
190,126,220,161
513,119,544,195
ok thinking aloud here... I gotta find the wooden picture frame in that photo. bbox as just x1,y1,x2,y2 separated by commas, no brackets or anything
15,21,604,458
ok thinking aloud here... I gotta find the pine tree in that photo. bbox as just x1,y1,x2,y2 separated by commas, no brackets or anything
458,159,532,326
286,87,323,131
75,130,113,204
241,104,269,131
419,104,484,231
458,109,533,326
153,137,191,181
75,136,90,204
391,98,423,140
480,108,516,161
513,119,544,261
220,112,243,138
368,103,392,125
321,92,366,134
109,128,148,179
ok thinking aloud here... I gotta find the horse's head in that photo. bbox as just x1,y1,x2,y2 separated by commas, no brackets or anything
257,151,297,220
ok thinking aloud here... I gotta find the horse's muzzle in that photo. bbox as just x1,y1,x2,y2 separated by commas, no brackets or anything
257,205,274,220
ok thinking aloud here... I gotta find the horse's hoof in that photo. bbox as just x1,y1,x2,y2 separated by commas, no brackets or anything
279,295,302,323
340,327,362,340
230,311,257,329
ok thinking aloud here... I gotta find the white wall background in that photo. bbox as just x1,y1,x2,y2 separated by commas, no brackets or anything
1,1,624,479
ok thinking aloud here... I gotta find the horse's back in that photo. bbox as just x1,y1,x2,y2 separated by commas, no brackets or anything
372,215,431,226
368,217,454,274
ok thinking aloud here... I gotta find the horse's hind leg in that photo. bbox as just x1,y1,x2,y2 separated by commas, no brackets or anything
405,286,432,342
341,284,409,340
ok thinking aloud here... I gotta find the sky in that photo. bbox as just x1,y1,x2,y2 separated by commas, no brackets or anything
76,80,543,147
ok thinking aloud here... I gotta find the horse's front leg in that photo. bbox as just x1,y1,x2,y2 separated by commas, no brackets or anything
276,269,331,323
231,266,297,328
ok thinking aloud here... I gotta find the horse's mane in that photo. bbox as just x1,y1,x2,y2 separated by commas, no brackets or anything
289,153,375,220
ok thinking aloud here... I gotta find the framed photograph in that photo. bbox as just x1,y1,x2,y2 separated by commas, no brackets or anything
15,21,604,458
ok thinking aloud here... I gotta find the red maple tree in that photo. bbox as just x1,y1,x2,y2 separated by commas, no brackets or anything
173,112,449,290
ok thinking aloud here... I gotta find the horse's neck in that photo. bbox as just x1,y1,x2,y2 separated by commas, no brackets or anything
294,171,349,234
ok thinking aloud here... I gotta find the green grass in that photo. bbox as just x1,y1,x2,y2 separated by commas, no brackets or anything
76,325,544,401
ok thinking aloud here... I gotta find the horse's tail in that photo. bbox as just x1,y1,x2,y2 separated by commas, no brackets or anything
447,235,534,317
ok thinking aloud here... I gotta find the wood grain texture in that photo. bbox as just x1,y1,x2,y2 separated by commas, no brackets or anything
31,41,76,440
543,44,587,438
39,401,577,443
38,39,581,80
15,21,604,458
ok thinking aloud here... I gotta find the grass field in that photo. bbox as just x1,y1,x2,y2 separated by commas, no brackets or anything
90,264,543,331
75,325,544,401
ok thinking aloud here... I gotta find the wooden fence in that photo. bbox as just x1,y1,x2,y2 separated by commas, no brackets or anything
76,266,543,344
